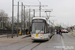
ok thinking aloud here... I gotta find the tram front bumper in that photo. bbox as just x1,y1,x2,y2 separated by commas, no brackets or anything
32,37,48,40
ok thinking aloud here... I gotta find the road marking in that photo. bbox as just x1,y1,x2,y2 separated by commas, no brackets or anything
61,36,65,50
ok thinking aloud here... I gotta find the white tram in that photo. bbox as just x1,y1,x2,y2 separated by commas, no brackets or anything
31,17,53,41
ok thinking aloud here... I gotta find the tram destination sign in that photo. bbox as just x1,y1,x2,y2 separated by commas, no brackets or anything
32,19,45,23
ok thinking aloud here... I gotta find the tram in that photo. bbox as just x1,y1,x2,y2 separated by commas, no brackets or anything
31,17,54,41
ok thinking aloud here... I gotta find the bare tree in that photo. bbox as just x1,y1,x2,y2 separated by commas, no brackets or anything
0,10,8,24
0,10,8,21
0,10,8,29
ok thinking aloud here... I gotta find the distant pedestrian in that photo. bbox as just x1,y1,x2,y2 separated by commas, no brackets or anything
59,29,62,36
56,29,59,34
26,28,28,35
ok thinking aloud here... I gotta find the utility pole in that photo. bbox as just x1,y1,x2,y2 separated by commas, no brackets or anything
12,0,14,38
2,16,3,29
24,6,25,34
0,21,1,27
17,2,19,37
26,21,27,29
29,9,30,33
21,2,23,35
39,2,41,17
33,9,35,17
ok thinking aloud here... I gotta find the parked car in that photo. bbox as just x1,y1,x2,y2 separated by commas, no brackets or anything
61,29,68,33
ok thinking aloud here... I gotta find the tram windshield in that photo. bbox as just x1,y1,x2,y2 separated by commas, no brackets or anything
32,23,45,33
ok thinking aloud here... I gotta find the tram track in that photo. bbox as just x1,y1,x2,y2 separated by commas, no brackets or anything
0,37,31,47
17,40,47,50
31,42,41,50
17,42,33,50
0,36,47,50
17,41,43,50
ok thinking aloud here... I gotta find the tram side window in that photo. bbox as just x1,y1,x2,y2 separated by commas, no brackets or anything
46,23,49,33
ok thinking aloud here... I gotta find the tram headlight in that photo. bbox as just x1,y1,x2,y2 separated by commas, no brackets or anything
40,34,43,36
32,34,35,38
32,34,34,36
40,34,44,38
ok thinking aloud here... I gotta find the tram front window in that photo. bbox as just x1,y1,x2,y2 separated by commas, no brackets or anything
32,23,45,33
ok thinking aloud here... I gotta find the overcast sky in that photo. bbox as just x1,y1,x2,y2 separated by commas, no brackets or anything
0,0,75,27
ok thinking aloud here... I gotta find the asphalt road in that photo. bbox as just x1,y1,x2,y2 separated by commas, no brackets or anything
0,33,75,50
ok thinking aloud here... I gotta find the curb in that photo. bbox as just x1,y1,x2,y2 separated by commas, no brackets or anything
0,35,7,38
0,34,31,39
21,34,31,39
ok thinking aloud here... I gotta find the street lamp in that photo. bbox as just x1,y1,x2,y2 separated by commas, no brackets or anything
45,11,51,19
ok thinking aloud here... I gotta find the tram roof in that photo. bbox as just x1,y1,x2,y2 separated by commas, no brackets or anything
32,17,46,20
32,17,50,24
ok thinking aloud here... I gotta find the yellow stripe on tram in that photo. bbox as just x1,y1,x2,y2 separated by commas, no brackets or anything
36,34,39,37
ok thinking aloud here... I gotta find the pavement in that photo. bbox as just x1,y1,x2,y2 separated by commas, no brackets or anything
67,31,75,37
